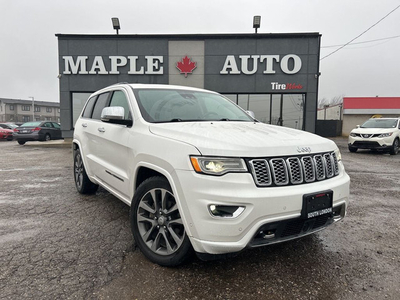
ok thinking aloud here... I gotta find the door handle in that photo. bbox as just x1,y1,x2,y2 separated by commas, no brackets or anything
98,127,105,133
82,123,88,128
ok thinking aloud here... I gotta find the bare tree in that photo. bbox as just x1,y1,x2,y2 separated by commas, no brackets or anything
318,95,344,109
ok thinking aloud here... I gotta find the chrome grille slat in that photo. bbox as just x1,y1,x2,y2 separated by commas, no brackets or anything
314,155,325,180
270,158,289,185
249,152,339,187
287,157,303,184
249,159,272,186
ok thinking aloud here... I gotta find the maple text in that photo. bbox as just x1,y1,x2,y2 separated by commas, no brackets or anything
220,54,302,75
62,56,164,75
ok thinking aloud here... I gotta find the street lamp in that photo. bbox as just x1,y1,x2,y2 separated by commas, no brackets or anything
111,17,120,35
253,16,261,33
29,96,35,121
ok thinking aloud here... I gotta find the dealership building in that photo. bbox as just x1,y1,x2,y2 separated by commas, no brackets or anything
56,33,321,138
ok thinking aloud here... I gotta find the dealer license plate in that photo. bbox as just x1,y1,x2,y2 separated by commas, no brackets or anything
302,191,333,219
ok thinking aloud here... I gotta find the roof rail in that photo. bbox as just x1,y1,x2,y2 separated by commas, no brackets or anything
109,82,129,86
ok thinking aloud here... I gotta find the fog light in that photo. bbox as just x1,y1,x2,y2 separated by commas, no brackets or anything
208,205,245,218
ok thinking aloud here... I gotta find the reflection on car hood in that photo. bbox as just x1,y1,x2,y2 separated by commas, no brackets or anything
149,122,336,157
352,128,395,133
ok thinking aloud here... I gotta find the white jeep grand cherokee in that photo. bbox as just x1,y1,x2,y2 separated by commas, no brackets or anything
73,83,350,266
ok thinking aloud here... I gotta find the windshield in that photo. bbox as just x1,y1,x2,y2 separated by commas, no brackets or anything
132,89,254,123
21,121,41,127
361,119,398,129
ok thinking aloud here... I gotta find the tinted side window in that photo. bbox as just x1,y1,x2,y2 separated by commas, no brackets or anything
52,122,61,129
92,93,110,120
109,91,132,120
82,96,97,118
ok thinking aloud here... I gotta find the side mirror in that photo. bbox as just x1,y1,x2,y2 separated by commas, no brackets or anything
101,106,133,126
356,125,360,128
246,110,256,118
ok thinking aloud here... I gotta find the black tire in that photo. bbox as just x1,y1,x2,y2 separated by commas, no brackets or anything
130,176,193,267
389,138,399,155
44,133,51,141
74,149,98,194
348,146,357,153
18,140,26,145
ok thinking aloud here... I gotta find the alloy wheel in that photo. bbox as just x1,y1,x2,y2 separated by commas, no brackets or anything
136,188,185,255
74,153,83,189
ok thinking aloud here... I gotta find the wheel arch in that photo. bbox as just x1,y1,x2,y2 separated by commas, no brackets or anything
72,140,91,177
132,162,194,238
135,166,167,191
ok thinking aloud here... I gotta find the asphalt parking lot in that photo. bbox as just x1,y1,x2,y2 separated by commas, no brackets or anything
0,138,399,300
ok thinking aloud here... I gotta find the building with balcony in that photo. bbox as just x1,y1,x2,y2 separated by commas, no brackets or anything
0,98,60,124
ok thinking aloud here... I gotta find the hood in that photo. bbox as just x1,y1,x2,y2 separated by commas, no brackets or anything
149,122,336,157
351,127,395,134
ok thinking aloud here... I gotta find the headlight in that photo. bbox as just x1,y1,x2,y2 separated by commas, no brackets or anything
334,148,342,161
378,132,393,138
190,156,247,175
349,132,357,137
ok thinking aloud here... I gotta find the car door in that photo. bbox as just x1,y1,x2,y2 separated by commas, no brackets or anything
77,92,111,180
92,90,133,199
42,122,53,139
51,122,62,139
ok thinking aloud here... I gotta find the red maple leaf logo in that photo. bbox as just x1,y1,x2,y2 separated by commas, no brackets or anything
176,56,197,77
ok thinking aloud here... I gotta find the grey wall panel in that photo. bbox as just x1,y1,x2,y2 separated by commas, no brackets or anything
66,39,118,55
205,39,257,55
117,39,168,55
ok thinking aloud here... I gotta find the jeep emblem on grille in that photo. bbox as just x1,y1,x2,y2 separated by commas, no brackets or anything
297,146,312,153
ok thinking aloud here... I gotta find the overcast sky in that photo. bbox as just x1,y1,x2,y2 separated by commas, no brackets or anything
1,0,400,102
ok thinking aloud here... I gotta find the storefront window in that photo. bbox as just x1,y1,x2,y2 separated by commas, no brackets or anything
282,94,304,130
225,93,304,130
72,93,92,128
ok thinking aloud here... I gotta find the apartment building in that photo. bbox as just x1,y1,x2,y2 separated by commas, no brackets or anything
0,98,60,124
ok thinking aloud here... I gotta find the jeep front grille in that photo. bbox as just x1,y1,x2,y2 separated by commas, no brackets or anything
248,152,339,187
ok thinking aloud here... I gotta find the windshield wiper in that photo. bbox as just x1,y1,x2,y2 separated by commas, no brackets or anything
170,118,183,122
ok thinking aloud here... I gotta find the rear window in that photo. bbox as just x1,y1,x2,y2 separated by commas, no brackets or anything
91,93,110,120
82,96,97,118
21,122,41,127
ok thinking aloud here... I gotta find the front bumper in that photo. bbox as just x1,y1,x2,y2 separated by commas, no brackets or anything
174,164,350,255
1,134,13,140
348,135,394,150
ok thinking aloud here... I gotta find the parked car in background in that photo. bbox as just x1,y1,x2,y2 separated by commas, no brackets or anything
0,128,14,141
14,121,63,145
348,118,400,155
0,123,18,130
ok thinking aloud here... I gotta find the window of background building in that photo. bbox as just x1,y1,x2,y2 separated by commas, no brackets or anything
22,116,30,122
35,107,41,112
9,105,14,111
46,107,52,113
22,105,30,111
72,93,92,128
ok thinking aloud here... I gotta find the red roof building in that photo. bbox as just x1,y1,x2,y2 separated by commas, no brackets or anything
343,97,400,114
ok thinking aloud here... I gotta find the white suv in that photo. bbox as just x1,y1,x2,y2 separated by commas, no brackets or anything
348,118,400,155
73,83,350,266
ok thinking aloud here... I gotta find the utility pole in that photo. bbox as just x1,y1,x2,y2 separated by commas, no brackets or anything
29,96,34,121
